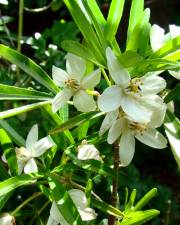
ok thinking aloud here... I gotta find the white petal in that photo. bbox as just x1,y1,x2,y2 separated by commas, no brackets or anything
119,130,135,167
107,118,126,144
0,214,15,225
169,24,180,39
77,144,101,161
98,85,122,112
26,124,38,151
136,128,167,149
66,53,86,81
150,24,165,51
52,65,69,87
1,154,7,163
99,110,119,136
78,208,97,221
168,70,180,80
52,88,73,113
140,75,166,94
24,158,38,174
69,189,87,209
32,136,55,157
17,158,26,175
121,96,152,123
81,69,101,89
106,47,130,85
73,90,96,112
49,202,69,225
46,215,59,225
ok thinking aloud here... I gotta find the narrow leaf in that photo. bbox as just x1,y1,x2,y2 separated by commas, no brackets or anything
164,84,180,103
104,0,125,43
0,44,59,93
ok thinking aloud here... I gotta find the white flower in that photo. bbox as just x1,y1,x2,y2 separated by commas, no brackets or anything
98,48,166,124
46,189,97,225
0,214,15,225
77,140,101,161
100,102,167,166
52,53,101,113
3,124,55,174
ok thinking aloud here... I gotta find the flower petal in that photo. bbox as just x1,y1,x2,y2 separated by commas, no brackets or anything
98,85,122,112
52,65,69,87
107,118,126,144
168,70,180,80
26,124,38,151
73,90,96,112
150,24,165,51
52,88,73,113
32,136,55,157
121,96,152,123
49,202,68,225
17,158,26,175
169,24,180,39
66,53,86,82
99,110,119,136
81,69,101,89
77,144,101,161
119,130,135,167
106,47,130,85
24,158,38,174
0,214,15,225
135,128,167,149
140,75,166,94
69,189,87,209
78,208,97,221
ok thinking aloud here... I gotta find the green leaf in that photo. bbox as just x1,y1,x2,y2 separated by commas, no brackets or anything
0,128,18,176
0,44,59,93
78,121,89,140
126,8,150,52
120,209,159,225
85,179,92,206
164,84,180,103
0,192,13,211
0,173,42,197
49,111,104,135
63,0,105,64
164,49,180,61
0,119,25,146
133,188,157,211
0,84,53,100
138,22,151,57
61,40,104,67
104,0,125,43
49,175,84,225
118,51,142,68
92,197,124,218
0,16,14,25
150,36,180,59
0,162,10,180
0,101,51,120
164,111,180,169
125,189,136,211
85,0,106,27
127,0,144,40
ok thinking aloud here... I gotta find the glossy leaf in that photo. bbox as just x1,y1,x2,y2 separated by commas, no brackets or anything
0,101,51,120
125,189,136,211
0,44,59,93
49,111,104,135
104,0,125,43
164,84,180,103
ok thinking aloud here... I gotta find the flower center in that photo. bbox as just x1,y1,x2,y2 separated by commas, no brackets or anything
125,78,143,94
15,147,31,160
65,78,79,90
129,122,147,135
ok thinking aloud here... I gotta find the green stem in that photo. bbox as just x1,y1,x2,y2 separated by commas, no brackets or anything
101,68,111,86
164,200,171,225
16,0,24,82
11,192,42,216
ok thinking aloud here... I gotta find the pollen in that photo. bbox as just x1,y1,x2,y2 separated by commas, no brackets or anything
65,78,79,90
129,122,147,135
126,78,143,94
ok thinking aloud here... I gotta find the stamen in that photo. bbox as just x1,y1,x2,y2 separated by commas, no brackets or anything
125,78,143,94
129,122,147,135
65,78,79,90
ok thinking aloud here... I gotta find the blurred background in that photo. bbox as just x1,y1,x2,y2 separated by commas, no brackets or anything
0,1,180,224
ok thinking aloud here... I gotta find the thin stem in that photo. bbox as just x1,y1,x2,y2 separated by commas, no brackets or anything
101,68,111,86
16,0,24,83
164,200,171,225
108,142,120,225
11,192,42,216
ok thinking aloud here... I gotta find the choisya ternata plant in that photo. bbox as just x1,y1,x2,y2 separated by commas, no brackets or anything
0,0,179,225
